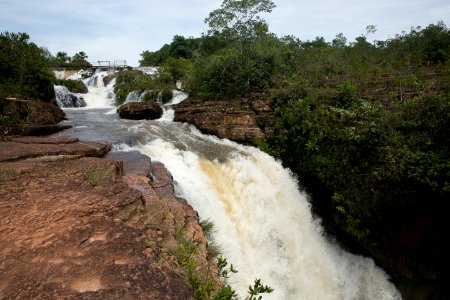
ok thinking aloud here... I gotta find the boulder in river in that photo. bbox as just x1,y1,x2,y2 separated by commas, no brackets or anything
117,102,163,120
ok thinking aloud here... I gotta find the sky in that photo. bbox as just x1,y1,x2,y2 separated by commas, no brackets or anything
1,0,449,67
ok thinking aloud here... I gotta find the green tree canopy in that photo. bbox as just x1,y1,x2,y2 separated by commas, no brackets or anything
0,31,55,101
71,51,88,64
205,0,276,41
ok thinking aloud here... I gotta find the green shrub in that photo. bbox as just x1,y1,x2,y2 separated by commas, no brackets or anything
55,79,88,93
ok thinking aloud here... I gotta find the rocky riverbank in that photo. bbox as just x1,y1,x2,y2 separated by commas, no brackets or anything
0,136,211,299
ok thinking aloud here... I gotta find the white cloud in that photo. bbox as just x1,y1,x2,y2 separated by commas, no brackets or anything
1,0,448,66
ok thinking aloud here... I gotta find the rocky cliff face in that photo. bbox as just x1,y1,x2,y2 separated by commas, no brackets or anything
0,136,211,299
173,98,273,144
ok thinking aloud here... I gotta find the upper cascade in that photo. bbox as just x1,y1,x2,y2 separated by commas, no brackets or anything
81,71,116,108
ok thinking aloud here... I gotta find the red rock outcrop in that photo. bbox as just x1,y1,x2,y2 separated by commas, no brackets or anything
0,136,211,299
173,98,273,144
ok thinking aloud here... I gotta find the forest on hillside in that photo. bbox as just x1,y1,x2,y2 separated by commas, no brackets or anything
139,0,449,296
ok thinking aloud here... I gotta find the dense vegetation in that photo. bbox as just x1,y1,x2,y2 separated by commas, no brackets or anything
140,0,449,296
113,70,175,105
0,32,56,102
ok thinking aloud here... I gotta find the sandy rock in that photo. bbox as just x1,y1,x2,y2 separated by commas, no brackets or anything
0,157,191,299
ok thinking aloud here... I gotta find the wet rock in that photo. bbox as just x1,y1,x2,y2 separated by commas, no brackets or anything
106,150,152,176
8,124,72,136
10,136,80,144
118,102,163,120
149,162,175,196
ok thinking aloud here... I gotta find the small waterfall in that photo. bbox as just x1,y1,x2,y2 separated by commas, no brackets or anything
124,90,141,104
81,71,116,108
54,85,86,108
159,90,188,122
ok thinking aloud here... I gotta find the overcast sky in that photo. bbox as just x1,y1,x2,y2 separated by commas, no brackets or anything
1,0,449,66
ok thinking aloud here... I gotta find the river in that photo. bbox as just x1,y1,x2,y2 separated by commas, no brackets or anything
53,71,401,300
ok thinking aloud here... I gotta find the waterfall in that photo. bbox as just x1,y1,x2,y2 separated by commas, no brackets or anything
57,73,402,300
124,90,141,104
54,85,86,108
159,90,189,122
131,130,401,300
81,71,116,108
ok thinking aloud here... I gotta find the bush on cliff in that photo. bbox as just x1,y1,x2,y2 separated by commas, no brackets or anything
55,79,88,94
114,70,175,105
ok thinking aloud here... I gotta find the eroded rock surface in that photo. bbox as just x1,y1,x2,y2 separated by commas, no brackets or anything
0,136,111,162
173,98,273,144
0,137,211,299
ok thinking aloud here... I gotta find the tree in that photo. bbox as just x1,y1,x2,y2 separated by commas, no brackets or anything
0,31,55,101
205,0,276,42
71,51,89,66
332,33,347,48
55,51,71,65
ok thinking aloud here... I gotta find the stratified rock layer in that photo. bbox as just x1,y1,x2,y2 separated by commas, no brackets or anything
173,98,273,144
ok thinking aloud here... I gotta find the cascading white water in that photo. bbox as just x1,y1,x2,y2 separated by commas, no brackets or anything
82,71,116,108
54,85,86,108
125,129,401,300
58,74,402,300
159,90,189,122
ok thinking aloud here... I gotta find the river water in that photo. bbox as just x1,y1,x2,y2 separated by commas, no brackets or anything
54,72,401,300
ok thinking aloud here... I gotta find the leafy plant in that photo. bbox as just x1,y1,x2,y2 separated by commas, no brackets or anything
246,279,274,300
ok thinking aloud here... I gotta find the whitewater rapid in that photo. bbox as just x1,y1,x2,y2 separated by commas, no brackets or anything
56,73,402,300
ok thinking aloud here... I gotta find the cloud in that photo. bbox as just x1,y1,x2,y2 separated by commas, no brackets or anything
1,0,448,66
